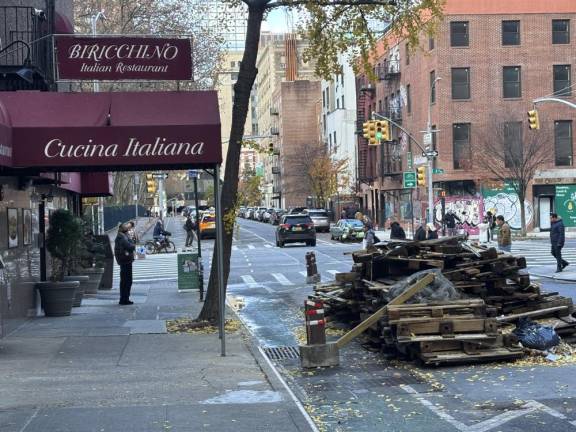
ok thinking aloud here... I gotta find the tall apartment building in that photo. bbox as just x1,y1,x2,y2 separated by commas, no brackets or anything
356,0,576,232
254,32,316,206
320,54,358,216
196,0,247,50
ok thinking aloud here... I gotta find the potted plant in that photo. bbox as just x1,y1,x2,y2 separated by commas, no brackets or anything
35,209,82,316
78,230,106,294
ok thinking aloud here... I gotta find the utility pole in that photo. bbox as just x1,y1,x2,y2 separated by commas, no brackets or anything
133,173,140,220
425,76,442,224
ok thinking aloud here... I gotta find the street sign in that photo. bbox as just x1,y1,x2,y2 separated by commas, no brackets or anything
422,150,439,158
403,171,417,189
407,152,413,170
414,156,427,165
423,132,432,147
187,169,199,179
432,168,445,174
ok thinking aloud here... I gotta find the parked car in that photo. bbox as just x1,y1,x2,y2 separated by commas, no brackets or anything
330,219,365,242
238,207,246,217
289,207,307,214
269,209,286,225
275,214,316,247
199,212,216,239
305,209,330,233
254,207,267,221
262,208,274,223
245,208,255,219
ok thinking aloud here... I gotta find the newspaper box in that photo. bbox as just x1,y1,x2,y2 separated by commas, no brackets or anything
177,252,200,292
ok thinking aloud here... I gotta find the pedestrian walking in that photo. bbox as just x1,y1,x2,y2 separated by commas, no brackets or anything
390,221,406,240
184,215,197,247
426,223,438,240
414,222,427,241
486,211,496,242
364,222,376,250
114,223,135,305
478,217,490,243
443,211,461,237
496,215,511,253
550,213,569,273
127,220,139,244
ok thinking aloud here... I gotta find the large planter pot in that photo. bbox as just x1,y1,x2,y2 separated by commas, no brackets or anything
36,281,79,317
63,275,90,307
78,268,105,294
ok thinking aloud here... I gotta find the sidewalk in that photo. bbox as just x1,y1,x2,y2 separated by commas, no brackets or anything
0,279,314,432
529,264,576,282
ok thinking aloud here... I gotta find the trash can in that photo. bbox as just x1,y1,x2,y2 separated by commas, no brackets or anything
177,252,201,292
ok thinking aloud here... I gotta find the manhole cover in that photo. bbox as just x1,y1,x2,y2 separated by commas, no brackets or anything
263,346,300,360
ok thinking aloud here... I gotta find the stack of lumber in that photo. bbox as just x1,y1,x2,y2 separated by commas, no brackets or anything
310,236,574,365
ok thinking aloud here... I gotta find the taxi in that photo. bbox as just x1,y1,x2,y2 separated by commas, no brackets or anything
199,212,216,239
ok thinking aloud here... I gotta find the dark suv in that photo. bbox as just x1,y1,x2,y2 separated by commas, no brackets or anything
275,214,316,247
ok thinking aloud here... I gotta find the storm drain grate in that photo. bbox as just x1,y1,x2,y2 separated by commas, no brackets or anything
263,346,300,360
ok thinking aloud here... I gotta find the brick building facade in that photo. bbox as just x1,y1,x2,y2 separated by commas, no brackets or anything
357,0,576,233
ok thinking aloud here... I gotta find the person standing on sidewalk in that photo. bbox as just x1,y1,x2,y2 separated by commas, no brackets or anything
550,213,569,273
496,215,511,253
115,223,135,305
184,215,197,247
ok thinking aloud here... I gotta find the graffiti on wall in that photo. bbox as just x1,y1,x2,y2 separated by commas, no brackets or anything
433,196,483,235
483,193,533,230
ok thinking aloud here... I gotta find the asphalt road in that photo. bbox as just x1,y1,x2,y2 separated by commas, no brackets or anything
230,218,576,432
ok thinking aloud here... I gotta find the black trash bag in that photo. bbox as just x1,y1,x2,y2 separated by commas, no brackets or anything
512,317,560,351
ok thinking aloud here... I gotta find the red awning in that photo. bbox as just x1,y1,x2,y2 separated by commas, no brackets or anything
81,172,114,197
0,91,222,170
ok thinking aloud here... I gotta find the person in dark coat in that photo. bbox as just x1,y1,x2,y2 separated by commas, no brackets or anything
364,222,376,249
550,213,569,272
443,211,461,237
390,221,406,240
115,223,136,305
184,215,196,247
426,223,439,240
414,223,427,241
153,219,169,240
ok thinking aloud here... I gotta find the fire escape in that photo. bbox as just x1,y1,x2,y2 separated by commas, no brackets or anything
0,1,55,91
355,77,375,185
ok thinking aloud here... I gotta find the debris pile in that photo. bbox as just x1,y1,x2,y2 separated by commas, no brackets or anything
310,237,575,365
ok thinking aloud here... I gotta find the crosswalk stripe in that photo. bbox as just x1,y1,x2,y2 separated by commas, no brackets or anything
232,245,239,251
247,244,256,249
299,271,307,277
327,270,338,276
272,273,294,286
264,244,273,248
241,275,258,288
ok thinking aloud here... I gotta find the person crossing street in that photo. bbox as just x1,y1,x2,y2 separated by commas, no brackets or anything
184,215,197,247
114,223,135,305
550,213,569,273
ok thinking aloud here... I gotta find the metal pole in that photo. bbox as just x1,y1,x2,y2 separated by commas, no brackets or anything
214,165,226,356
426,77,442,224
193,176,201,258
39,200,46,281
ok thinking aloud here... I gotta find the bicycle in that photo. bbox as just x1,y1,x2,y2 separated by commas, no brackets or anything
144,234,176,254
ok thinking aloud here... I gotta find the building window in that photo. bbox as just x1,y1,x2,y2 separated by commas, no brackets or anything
336,98,340,109
334,131,337,150
406,45,410,65
450,21,469,47
555,121,573,166
430,71,436,103
502,20,520,45
451,67,470,100
503,122,523,167
429,37,435,50
378,99,382,113
384,97,388,115
406,84,412,114
453,123,471,169
554,65,572,96
553,19,570,44
503,66,521,98
322,90,326,108
341,95,345,109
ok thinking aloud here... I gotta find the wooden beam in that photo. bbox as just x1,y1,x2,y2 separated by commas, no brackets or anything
335,273,435,349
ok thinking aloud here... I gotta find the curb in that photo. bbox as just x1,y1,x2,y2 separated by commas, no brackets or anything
528,271,576,283
228,304,318,432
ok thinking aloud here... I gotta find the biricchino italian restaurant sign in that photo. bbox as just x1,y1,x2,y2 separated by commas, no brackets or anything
0,91,221,170
54,36,193,80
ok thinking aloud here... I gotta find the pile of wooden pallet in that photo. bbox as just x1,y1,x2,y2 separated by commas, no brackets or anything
310,237,575,365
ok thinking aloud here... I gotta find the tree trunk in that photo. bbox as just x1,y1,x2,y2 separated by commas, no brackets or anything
197,6,264,322
519,190,527,237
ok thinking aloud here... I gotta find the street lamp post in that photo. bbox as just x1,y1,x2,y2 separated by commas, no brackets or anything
426,77,442,224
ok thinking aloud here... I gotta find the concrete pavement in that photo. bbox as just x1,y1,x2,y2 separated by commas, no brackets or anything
0,271,315,431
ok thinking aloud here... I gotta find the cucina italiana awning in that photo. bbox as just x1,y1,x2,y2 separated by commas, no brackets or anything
0,90,222,171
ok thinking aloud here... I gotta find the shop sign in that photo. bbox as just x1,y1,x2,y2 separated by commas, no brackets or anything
555,185,576,228
54,36,193,80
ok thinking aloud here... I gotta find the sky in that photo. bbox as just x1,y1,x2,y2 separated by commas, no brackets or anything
262,8,295,33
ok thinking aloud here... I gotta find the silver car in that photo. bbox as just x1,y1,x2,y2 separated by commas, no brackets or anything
305,209,330,233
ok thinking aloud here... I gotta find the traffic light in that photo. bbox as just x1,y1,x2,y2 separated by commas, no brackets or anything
527,109,540,130
146,174,157,194
375,120,391,142
362,120,372,140
417,166,426,186
363,121,378,146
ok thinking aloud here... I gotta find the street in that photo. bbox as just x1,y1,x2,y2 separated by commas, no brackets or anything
226,218,576,432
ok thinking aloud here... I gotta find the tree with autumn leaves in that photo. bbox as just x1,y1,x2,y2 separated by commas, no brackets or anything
198,0,445,322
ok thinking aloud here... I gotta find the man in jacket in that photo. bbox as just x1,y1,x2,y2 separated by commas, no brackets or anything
184,215,197,247
550,213,569,272
390,221,406,239
414,222,427,241
443,211,461,237
496,215,511,252
115,223,136,305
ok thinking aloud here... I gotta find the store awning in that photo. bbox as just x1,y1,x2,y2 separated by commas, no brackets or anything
0,90,222,171
81,172,114,197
